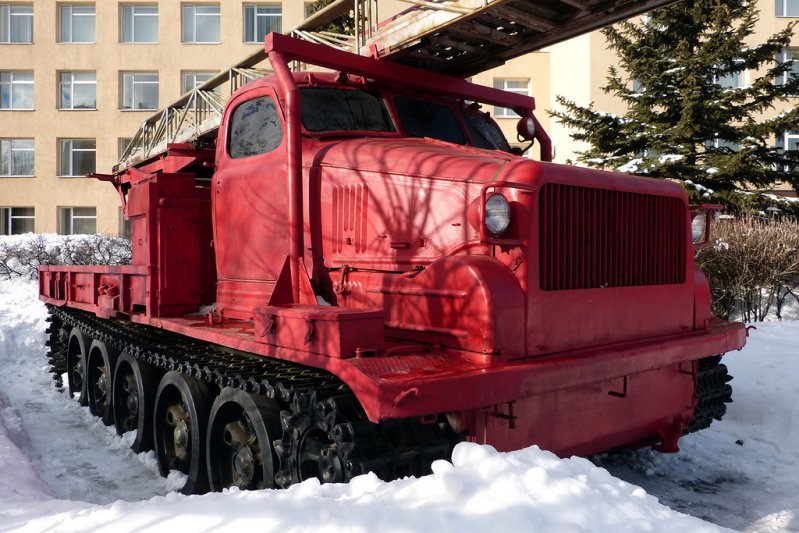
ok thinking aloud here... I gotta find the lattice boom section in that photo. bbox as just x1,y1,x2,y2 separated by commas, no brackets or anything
539,183,687,291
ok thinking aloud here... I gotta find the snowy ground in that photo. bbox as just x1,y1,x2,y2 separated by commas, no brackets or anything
0,279,797,532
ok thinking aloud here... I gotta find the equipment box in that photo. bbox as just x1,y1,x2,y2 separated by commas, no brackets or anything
254,305,385,358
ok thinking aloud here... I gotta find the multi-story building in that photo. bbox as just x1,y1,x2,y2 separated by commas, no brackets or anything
0,1,309,235
0,0,795,237
546,3,798,197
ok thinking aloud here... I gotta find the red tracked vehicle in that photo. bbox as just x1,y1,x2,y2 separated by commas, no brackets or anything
39,33,746,494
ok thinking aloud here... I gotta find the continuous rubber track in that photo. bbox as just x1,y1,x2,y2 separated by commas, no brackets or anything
684,355,734,435
45,305,456,489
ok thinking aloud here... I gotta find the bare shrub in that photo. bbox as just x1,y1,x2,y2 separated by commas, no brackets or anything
0,234,132,281
697,216,799,321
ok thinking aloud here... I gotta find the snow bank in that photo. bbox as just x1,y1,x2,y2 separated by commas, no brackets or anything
11,443,725,533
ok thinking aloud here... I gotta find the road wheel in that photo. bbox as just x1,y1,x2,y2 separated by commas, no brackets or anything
86,340,119,425
112,351,161,452
153,371,212,494
206,387,281,491
66,328,89,406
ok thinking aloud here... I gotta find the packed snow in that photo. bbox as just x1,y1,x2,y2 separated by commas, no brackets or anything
0,278,798,532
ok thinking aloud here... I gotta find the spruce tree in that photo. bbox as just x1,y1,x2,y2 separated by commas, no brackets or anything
551,0,799,193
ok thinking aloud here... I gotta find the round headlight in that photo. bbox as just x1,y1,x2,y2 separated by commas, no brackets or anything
485,194,511,236
691,212,706,242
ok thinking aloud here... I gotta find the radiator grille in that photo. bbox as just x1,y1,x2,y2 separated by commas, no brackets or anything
539,183,686,290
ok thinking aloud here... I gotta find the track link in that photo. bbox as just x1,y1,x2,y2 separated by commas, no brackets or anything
47,305,456,489
685,355,733,435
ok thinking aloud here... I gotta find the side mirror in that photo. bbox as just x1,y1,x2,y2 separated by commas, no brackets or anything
690,204,723,248
516,114,536,141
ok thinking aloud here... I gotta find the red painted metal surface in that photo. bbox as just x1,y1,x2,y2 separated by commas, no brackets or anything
40,34,747,458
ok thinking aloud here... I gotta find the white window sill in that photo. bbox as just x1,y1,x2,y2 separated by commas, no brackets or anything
0,108,35,112
58,108,98,111
182,41,221,45
120,108,158,112
0,175,35,178
119,41,159,45
57,41,96,45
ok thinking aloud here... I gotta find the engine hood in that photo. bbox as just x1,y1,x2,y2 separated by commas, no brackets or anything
306,137,516,183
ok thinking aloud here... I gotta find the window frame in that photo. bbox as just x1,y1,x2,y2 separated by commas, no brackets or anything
120,4,158,44
182,4,221,44
0,206,34,235
492,78,531,118
58,71,96,110
59,4,96,43
775,130,799,171
181,70,215,94
0,138,34,176
120,71,159,110
776,0,799,17
776,48,799,91
243,4,282,43
58,138,96,177
58,206,96,235
0,71,34,110
714,61,746,90
0,4,33,44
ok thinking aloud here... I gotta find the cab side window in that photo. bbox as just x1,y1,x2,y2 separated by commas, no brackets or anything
229,96,283,158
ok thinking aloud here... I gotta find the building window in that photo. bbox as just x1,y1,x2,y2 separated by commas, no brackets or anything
59,71,96,109
776,48,799,88
776,130,799,151
0,139,34,176
776,130,799,172
59,4,95,43
59,206,96,235
121,4,158,43
121,72,158,110
182,4,220,43
304,3,314,19
0,207,34,235
706,137,740,151
243,5,281,43
776,0,799,17
182,71,215,94
0,4,33,43
0,71,33,109
715,62,744,89
59,139,95,177
492,79,530,118
118,207,131,237
118,137,132,158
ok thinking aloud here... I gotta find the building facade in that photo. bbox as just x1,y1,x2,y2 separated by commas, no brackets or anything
545,2,799,195
0,1,311,235
0,0,795,236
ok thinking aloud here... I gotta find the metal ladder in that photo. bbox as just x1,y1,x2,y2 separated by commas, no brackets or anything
116,0,675,172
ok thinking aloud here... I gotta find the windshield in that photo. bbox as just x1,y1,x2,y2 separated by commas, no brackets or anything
393,96,465,145
460,110,511,152
300,87,395,132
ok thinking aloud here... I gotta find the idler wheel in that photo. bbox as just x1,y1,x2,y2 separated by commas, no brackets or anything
112,350,161,452
153,371,212,494
206,387,281,491
86,340,119,425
